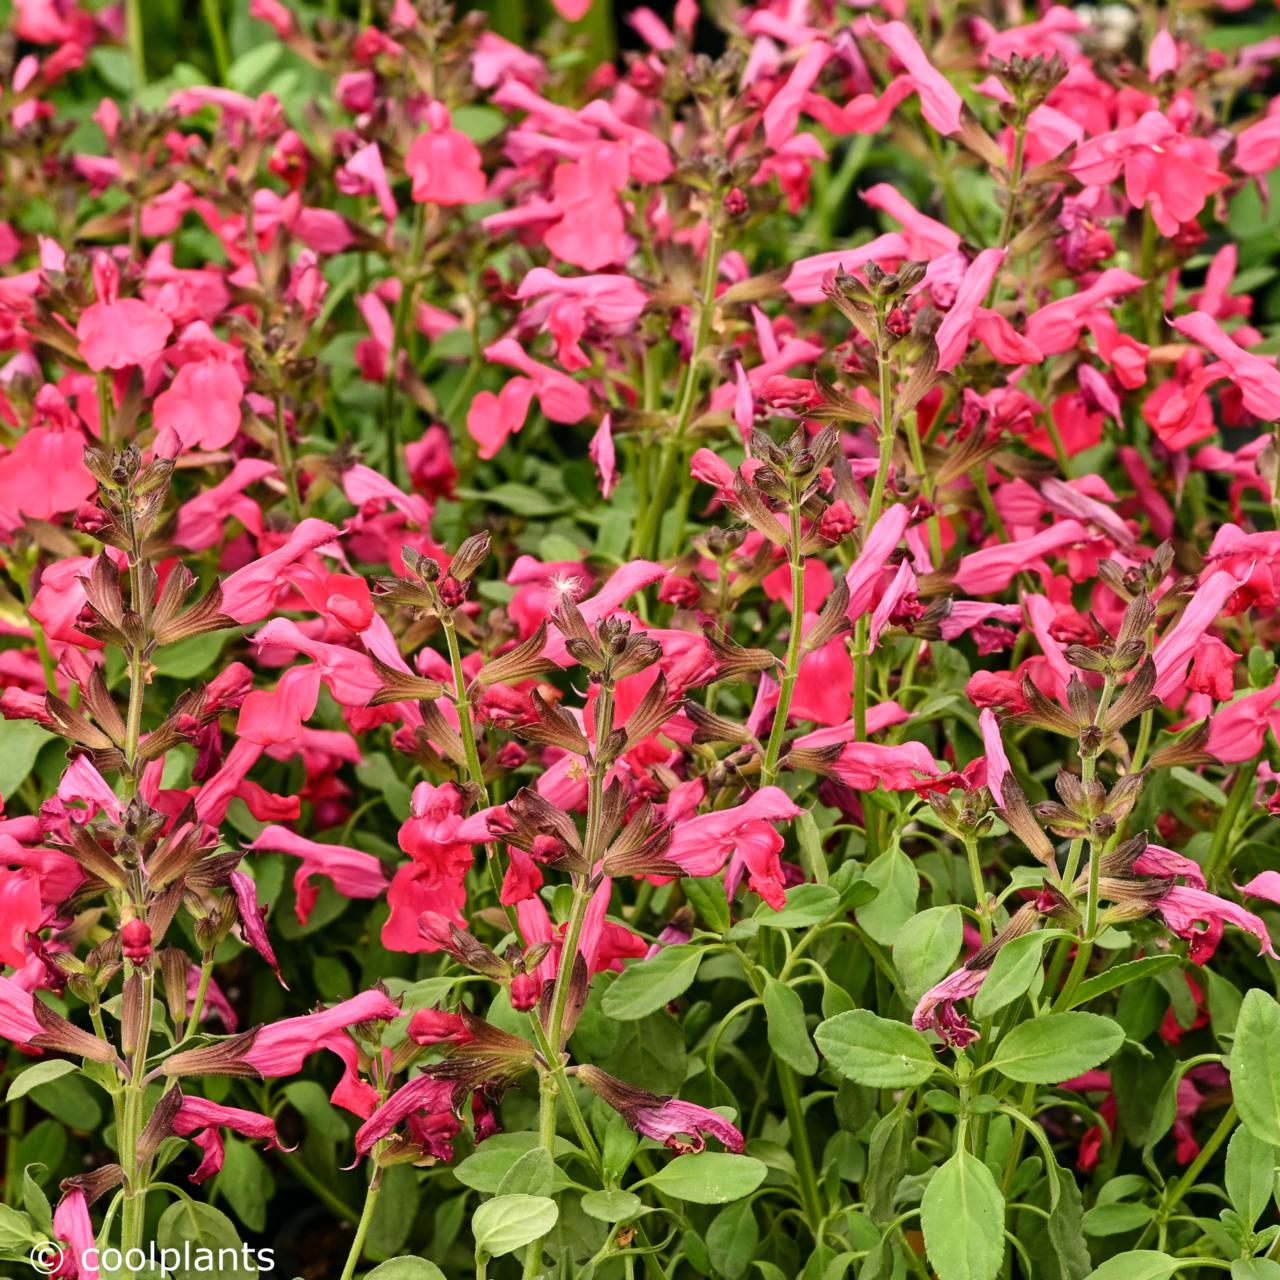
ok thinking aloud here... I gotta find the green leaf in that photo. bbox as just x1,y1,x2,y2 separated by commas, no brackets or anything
728,884,841,936
602,945,703,1021
6,1061,78,1103
763,978,818,1076
989,1013,1125,1084
1067,955,1184,1008
1085,1252,1180,1280
682,877,730,933
496,1147,559,1197
920,1148,1005,1280
643,1153,767,1204
865,1101,917,1224
214,1138,274,1235
28,1072,102,1131
460,483,568,517
706,1199,758,1280
470,1194,558,1257
579,1190,642,1223
855,847,918,946
156,1202,256,1279
0,719,55,799
367,1163,417,1259
893,906,962,1001
1230,989,1280,1146
0,1204,38,1251
153,630,228,678
972,932,1052,1020
1233,1262,1280,1280
455,1134,574,1194
815,1010,936,1088
364,1260,447,1280
1226,1125,1278,1229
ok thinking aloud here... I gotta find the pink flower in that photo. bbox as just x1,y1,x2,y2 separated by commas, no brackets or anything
0,868,43,968
219,520,340,624
52,1190,98,1280
934,250,1007,371
1240,871,1280,907
544,144,630,271
76,254,172,371
173,459,275,551
153,359,244,450
912,966,986,1047
979,708,1010,806
590,414,618,498
1070,113,1229,235
173,1095,288,1183
1172,311,1280,423
248,826,389,925
873,22,965,136
353,1074,460,1160
228,870,285,986
336,142,397,222
0,426,94,520
467,378,535,460
666,787,801,878
406,103,486,205
1153,884,1277,964
846,504,911,618
1024,270,1145,356
578,1065,744,1153
236,665,322,746
483,336,592,424
1207,672,1280,763
0,973,41,1044
952,520,1088,594
245,989,400,1077
1152,569,1243,701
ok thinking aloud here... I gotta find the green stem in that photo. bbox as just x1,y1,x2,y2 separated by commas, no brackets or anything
200,0,231,83
119,966,154,1259
1202,762,1258,889
124,649,145,797
1160,1103,1236,1224
776,1060,823,1231
274,396,302,522
337,1166,383,1280
441,616,489,803
125,0,146,89
180,955,214,1044
963,834,991,945
760,494,804,785
866,325,896,529
631,221,723,560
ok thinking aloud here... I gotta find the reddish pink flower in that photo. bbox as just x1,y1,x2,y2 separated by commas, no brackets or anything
245,989,400,1077
467,378,535,460
0,425,94,520
666,787,801,878
406,102,487,205
248,826,389,925
1206,672,1280,763
1171,311,1280,423
912,966,986,1048
220,520,341,624
52,1189,98,1280
873,21,964,136
1153,884,1277,964
174,1095,288,1183
152,358,244,451
934,249,1006,371
76,254,172,371
1070,113,1229,235
1024,270,1144,356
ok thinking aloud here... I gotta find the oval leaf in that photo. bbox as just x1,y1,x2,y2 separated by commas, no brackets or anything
643,1153,766,1204
471,1194,558,1257
814,1010,936,1088
1230,989,1280,1146
920,1148,1005,1280
990,1012,1124,1084
602,945,703,1021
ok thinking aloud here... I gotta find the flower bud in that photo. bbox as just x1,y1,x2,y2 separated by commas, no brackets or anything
510,972,541,1011
121,917,152,965
817,499,856,542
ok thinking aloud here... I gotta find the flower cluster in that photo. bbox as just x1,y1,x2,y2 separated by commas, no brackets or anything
0,0,1277,1277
